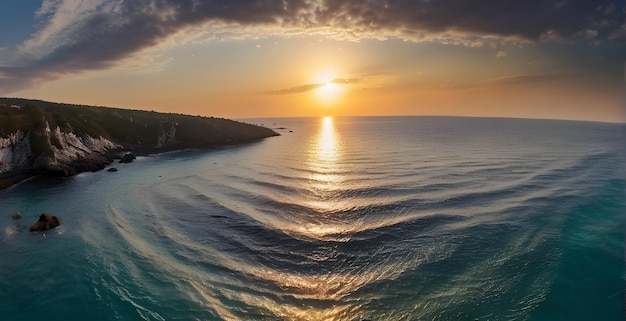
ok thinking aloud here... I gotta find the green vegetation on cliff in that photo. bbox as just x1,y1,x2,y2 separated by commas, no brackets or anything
0,98,278,150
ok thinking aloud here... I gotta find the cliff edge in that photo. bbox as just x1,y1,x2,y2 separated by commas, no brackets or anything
0,98,278,186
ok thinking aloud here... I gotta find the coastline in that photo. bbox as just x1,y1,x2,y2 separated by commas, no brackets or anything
0,98,280,193
0,173,36,191
0,136,278,192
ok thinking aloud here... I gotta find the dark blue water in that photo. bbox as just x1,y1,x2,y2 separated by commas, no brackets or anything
1,116,624,320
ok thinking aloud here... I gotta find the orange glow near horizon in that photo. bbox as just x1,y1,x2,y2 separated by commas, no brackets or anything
8,37,623,123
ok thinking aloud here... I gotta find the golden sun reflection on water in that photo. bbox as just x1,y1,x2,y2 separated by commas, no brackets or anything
317,116,340,163
214,116,370,321
305,116,344,213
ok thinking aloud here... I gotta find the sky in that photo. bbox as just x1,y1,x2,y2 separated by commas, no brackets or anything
0,0,624,122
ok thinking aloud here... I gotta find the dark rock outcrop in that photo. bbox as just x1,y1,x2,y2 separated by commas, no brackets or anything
29,213,63,232
119,152,136,163
107,167,118,172
68,152,115,173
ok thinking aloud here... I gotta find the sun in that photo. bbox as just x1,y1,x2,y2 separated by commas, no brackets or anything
314,70,343,104
317,79,340,98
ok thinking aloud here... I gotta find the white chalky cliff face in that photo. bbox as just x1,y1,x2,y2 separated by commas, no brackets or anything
0,123,120,176
0,131,32,174
47,125,119,164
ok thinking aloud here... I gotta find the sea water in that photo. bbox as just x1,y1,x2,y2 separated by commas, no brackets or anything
0,116,624,321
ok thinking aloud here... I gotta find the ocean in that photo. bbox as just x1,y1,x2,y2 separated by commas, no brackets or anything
0,116,624,321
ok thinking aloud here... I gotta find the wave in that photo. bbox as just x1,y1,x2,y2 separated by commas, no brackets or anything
42,117,624,321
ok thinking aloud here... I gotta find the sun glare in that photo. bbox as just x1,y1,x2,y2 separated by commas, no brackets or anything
314,70,343,104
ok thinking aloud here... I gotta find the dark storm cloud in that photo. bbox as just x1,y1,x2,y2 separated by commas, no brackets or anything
0,0,312,93
315,0,624,40
0,0,623,94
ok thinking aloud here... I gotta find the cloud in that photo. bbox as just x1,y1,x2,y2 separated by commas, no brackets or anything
464,72,576,88
585,29,599,39
609,23,626,42
441,72,575,90
331,78,363,85
496,50,508,58
478,73,574,86
266,77,360,95
266,83,325,95
313,0,624,43
0,0,624,94
35,0,62,17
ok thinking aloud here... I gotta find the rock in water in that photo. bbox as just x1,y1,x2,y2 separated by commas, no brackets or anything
11,212,21,219
29,213,63,232
119,152,136,163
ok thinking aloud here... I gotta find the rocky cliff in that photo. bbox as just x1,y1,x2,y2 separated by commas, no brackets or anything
0,98,278,180
0,124,119,176
0,131,31,175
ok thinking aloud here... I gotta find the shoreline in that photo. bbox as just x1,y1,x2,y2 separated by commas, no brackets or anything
0,137,279,192
0,173,36,191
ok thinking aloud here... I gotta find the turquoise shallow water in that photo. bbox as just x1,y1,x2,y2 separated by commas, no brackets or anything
0,116,624,320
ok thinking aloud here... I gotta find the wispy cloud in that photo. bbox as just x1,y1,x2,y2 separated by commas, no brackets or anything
0,0,623,94
331,78,363,85
441,72,576,90
266,77,364,95
266,83,325,95
477,72,575,87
